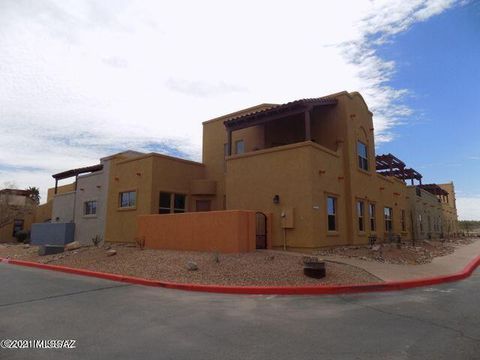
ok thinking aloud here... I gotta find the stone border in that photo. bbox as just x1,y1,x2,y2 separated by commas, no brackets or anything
1,256,479,295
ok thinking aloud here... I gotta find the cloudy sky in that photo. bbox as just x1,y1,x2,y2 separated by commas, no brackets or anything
0,0,479,219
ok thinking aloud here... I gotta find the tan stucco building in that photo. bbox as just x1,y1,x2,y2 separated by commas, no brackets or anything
28,90,459,251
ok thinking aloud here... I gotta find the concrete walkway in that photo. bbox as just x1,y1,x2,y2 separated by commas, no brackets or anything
265,238,480,282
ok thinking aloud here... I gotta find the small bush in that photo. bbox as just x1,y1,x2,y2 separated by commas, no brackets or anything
91,235,103,247
135,236,145,250
15,230,29,243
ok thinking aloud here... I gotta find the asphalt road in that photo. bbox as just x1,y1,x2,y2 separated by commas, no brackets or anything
1,263,479,360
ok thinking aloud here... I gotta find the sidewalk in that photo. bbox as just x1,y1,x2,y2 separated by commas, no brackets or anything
265,238,480,282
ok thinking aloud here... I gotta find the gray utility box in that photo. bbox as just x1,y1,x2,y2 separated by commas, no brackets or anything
38,245,65,256
31,223,75,246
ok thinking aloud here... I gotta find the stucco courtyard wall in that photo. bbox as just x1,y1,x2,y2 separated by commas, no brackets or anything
137,210,256,253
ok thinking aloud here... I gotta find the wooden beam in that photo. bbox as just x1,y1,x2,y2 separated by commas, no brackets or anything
304,109,311,141
227,129,232,156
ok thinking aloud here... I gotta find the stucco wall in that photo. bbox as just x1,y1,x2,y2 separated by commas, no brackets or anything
217,91,413,250
73,168,108,245
52,191,75,223
47,183,76,202
138,210,256,253
105,154,205,243
34,201,53,223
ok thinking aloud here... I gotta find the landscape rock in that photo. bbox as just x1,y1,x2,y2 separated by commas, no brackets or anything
106,249,117,257
65,241,81,251
186,261,198,271
371,245,381,251
23,244,30,249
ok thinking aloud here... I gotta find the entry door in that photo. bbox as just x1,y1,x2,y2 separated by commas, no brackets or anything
12,219,24,236
255,212,267,249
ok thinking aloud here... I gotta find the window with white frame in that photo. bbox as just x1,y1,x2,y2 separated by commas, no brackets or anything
119,191,136,208
235,140,245,154
327,196,337,231
357,141,368,171
357,201,365,231
384,207,393,232
84,200,97,215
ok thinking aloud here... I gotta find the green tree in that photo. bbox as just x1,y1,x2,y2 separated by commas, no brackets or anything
26,186,40,205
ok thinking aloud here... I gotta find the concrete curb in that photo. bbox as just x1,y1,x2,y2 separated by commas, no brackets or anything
1,256,479,295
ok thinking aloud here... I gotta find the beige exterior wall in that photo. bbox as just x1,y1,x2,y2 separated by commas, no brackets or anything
74,170,107,245
202,104,277,211
104,153,205,243
47,183,76,202
210,91,413,250
407,183,459,240
52,191,76,223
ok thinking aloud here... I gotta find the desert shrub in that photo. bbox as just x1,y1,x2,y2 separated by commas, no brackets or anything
15,230,29,243
91,235,103,247
135,236,145,250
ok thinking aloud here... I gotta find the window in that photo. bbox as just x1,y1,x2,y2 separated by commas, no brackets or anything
12,219,24,236
401,209,406,232
159,192,187,214
369,203,376,231
327,196,337,231
84,200,97,216
173,194,186,213
357,201,365,231
159,192,171,214
357,141,368,171
384,207,393,232
119,191,136,208
235,140,245,154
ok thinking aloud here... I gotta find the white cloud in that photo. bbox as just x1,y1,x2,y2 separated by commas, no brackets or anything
0,0,463,202
457,196,480,220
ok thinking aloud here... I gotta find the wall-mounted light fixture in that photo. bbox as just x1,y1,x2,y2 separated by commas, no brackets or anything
273,195,280,205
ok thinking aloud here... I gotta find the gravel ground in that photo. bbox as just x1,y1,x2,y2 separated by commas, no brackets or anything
314,237,477,265
0,243,382,286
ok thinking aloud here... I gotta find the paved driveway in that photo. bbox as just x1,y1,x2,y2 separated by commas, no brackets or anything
1,263,479,360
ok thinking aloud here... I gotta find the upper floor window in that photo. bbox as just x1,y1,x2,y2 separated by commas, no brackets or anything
119,191,136,208
327,196,337,231
84,200,97,216
384,207,393,232
235,140,245,154
357,141,368,171
357,201,365,231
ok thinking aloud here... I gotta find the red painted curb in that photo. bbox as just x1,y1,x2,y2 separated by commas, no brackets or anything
1,255,479,295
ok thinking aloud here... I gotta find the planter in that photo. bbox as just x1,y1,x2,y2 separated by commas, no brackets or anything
303,261,326,279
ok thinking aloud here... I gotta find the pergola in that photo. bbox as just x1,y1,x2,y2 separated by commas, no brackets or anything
375,153,423,185
223,97,338,156
52,164,103,194
418,184,449,202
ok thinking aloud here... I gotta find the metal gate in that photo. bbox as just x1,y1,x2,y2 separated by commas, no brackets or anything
255,212,267,249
